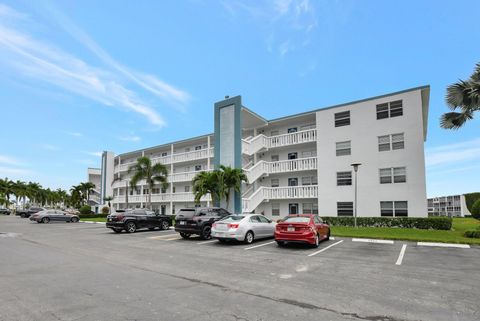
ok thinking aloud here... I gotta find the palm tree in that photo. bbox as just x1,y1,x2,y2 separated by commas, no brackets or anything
192,171,221,205
79,182,96,203
128,157,168,210
441,62,480,129
0,178,15,206
218,165,248,209
70,185,83,207
103,196,113,213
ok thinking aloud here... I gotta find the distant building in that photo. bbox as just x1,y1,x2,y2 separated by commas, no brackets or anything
87,167,102,207
427,194,471,217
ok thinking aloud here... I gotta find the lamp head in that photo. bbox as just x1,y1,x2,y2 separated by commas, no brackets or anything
351,163,362,172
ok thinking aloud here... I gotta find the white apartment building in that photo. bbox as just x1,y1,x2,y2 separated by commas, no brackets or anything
427,194,471,217
91,85,430,219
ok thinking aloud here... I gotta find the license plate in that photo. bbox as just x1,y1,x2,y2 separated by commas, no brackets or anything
179,221,186,225
217,224,227,231
287,227,295,232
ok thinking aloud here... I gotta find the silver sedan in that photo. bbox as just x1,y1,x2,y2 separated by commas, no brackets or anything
211,214,276,244
29,210,80,223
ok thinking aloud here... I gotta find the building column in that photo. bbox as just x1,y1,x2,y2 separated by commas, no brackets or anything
170,144,174,214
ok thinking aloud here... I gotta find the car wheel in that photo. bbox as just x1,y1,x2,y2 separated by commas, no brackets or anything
180,232,191,239
161,220,170,230
42,217,50,224
70,217,79,223
112,228,122,233
20,213,26,218
276,241,286,247
125,221,137,233
244,231,254,244
200,225,212,240
313,234,319,248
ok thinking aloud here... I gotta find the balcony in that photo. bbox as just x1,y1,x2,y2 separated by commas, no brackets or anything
242,129,317,155
112,169,213,188
113,193,211,204
242,185,318,213
115,148,214,173
244,157,317,183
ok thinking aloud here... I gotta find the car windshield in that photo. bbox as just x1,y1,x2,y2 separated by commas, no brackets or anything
283,216,311,223
220,215,245,222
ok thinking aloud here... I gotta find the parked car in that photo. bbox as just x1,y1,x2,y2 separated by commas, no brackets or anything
174,207,230,240
29,210,80,223
274,214,330,247
0,208,11,215
16,207,45,218
211,214,276,244
106,209,171,233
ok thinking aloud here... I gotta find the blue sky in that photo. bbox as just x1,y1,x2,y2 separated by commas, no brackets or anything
0,0,479,197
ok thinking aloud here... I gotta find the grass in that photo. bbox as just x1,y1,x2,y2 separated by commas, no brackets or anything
80,217,107,223
331,218,480,245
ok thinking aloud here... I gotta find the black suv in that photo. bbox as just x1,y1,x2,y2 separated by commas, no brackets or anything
175,207,230,240
106,209,172,233
16,207,45,218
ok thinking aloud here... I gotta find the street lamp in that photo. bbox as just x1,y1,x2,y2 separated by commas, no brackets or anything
351,163,362,228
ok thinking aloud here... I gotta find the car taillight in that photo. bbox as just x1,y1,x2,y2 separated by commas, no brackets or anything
212,223,217,228
228,223,239,229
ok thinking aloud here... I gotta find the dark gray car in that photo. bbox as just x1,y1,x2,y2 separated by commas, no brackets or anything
29,210,79,223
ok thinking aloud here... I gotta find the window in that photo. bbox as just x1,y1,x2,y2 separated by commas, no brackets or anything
378,133,404,151
161,152,168,157
272,203,280,216
161,205,166,215
184,186,190,193
271,179,279,187
195,145,202,150
271,155,279,162
302,150,317,158
172,205,175,215
143,189,149,195
288,152,298,160
288,127,298,133
303,203,319,215
376,100,403,120
288,178,298,186
161,187,166,193
379,167,407,184
381,201,408,217
337,171,352,186
172,186,176,193
301,177,312,186
195,165,202,171
337,202,353,216
335,111,350,127
336,141,351,156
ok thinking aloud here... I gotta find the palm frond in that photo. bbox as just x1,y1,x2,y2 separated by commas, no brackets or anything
440,111,474,129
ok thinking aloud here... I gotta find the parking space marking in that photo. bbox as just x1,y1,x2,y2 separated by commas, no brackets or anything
395,244,407,265
244,241,276,250
417,242,470,249
307,240,343,257
352,238,394,244
148,234,178,240
330,237,335,240
196,240,218,245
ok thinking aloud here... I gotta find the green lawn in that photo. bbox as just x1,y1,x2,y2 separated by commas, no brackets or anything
80,217,107,223
331,218,480,245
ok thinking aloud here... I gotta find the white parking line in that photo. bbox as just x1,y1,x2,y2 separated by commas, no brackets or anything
395,244,407,265
308,240,344,257
417,242,470,249
352,238,394,244
196,240,218,245
244,241,276,250
148,234,178,240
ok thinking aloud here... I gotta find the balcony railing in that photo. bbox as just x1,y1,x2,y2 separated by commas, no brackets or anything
115,148,214,172
244,157,317,183
113,193,211,204
242,185,318,213
242,129,317,155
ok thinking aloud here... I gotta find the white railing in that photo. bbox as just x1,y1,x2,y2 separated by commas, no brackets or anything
112,169,213,189
242,185,318,212
244,157,317,183
113,193,211,204
115,148,214,172
242,129,317,155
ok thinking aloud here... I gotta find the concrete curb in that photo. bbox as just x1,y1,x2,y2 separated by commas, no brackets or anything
80,221,106,225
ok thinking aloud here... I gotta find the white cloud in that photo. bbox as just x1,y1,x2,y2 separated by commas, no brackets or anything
426,138,480,167
119,135,141,142
0,166,31,175
0,154,24,166
85,151,102,157
0,4,190,126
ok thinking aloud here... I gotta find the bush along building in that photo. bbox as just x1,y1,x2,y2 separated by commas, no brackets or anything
89,86,430,219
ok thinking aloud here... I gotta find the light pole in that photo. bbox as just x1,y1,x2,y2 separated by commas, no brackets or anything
351,163,361,228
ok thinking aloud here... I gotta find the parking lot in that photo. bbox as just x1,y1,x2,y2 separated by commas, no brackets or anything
1,215,479,321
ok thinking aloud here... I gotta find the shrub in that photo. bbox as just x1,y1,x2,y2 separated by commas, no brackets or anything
465,192,480,212
464,229,480,238
320,216,452,230
471,199,480,219
101,206,110,215
79,205,93,215
78,213,109,218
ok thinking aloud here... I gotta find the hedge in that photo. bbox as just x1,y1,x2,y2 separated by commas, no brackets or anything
320,216,452,230
78,213,109,219
464,230,480,238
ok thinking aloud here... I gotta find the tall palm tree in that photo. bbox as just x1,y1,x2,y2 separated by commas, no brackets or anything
70,185,83,207
441,62,480,129
0,178,14,206
80,182,96,203
128,157,168,210
218,165,248,209
192,171,220,205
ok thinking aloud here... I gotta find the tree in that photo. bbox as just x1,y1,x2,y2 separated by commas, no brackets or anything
218,165,248,209
0,178,14,206
471,199,480,219
441,62,480,129
103,196,113,214
128,156,168,210
80,182,96,203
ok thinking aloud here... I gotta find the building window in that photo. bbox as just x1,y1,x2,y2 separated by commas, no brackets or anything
195,165,202,171
334,111,350,127
378,133,404,152
301,177,312,186
184,186,190,193
288,178,298,186
271,179,279,187
376,100,403,120
288,127,298,133
379,167,407,184
172,205,175,215
337,171,352,186
271,155,279,162
337,202,353,216
161,187,166,193
336,141,351,156
195,145,202,150
381,201,408,217
288,152,298,160
302,150,317,158
272,203,280,216
303,203,319,215
144,189,149,195
172,186,176,193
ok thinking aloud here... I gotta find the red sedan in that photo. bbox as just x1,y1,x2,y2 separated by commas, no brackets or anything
275,214,330,247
